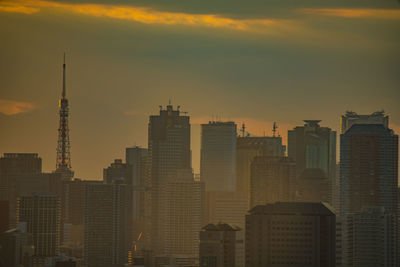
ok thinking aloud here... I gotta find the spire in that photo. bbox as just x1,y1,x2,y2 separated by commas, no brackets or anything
62,52,66,99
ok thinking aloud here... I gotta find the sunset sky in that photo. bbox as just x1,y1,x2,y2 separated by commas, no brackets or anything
1,0,399,179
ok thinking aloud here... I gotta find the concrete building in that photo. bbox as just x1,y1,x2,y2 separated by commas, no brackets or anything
344,207,396,267
0,200,9,233
0,153,42,176
288,120,336,205
199,223,243,267
17,193,61,259
0,226,34,267
340,124,398,215
84,183,131,267
103,159,132,185
245,202,336,267
201,121,237,192
126,146,149,251
249,156,296,209
205,191,248,229
295,168,330,203
236,135,285,195
160,169,205,258
148,104,191,256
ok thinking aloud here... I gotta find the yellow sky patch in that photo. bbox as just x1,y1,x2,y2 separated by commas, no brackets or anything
0,99,36,115
300,8,400,20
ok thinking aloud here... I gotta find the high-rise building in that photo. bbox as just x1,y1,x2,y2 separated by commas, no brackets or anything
288,120,336,205
0,200,9,233
160,169,204,258
0,226,34,267
340,110,389,134
148,104,191,255
344,206,397,267
340,123,398,215
245,202,336,267
103,159,132,184
295,168,330,203
205,191,248,229
199,223,243,267
201,121,237,192
126,146,149,249
55,54,74,180
249,156,296,209
236,135,285,195
84,183,131,267
17,193,61,259
0,153,42,176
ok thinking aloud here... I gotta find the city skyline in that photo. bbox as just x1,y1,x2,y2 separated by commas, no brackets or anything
1,0,399,180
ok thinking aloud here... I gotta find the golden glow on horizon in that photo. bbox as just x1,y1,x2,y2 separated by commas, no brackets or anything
0,99,36,115
300,8,400,19
0,0,284,31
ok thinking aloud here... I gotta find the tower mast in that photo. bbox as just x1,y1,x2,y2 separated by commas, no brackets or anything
56,53,73,179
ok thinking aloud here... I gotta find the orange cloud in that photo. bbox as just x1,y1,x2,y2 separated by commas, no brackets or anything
300,8,400,20
0,2,39,14
0,0,287,32
0,99,36,115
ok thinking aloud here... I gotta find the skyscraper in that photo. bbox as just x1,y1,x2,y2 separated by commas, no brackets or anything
103,159,132,184
236,135,285,195
340,123,398,215
340,110,389,134
84,183,131,267
148,104,191,255
249,156,296,209
55,54,73,180
288,120,336,204
245,202,336,267
17,193,61,260
344,206,396,267
200,121,237,192
199,223,243,267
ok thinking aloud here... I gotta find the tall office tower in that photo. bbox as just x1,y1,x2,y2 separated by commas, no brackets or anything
295,168,330,203
148,104,191,255
249,156,296,209
0,226,34,267
199,223,243,267
126,146,149,250
103,159,132,184
344,207,396,267
288,120,336,204
55,54,74,180
206,191,248,229
201,121,237,192
160,169,205,259
340,110,389,134
0,153,42,175
17,193,61,260
84,183,131,267
236,135,285,194
0,200,9,232
340,123,398,215
62,179,101,245
245,202,336,267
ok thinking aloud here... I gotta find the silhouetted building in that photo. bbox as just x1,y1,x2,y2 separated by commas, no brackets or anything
201,121,237,192
0,153,42,176
295,168,330,203
17,193,61,259
0,200,9,233
199,223,243,267
103,159,132,184
126,146,149,250
148,104,191,256
84,183,131,267
340,110,389,134
344,206,396,267
236,135,285,196
245,202,336,267
0,226,34,267
205,191,248,229
249,156,295,209
288,120,336,204
160,169,205,258
340,124,398,215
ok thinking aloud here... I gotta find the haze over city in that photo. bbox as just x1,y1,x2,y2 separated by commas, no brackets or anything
1,0,399,179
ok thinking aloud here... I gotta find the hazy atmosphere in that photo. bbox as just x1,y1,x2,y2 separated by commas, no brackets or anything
1,0,399,178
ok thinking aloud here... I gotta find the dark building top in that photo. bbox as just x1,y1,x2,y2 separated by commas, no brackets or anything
249,202,335,216
202,223,241,232
344,124,395,135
